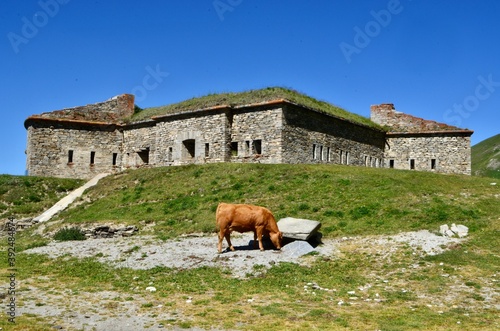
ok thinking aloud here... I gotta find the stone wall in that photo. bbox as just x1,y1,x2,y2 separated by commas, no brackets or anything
282,105,386,166
24,97,474,179
26,121,122,179
385,133,472,175
230,106,283,164
371,103,473,175
153,110,229,166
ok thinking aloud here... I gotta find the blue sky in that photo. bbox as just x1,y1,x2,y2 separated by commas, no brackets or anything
2,0,499,175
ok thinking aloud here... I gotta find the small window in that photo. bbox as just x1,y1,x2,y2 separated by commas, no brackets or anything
326,147,331,162
389,159,394,168
431,159,436,170
319,146,324,161
339,150,343,164
253,139,262,154
205,143,210,158
410,159,415,170
345,151,350,165
68,150,74,164
231,142,238,156
90,151,95,165
167,147,173,162
112,153,117,166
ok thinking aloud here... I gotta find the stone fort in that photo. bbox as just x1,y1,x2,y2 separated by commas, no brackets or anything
24,88,473,179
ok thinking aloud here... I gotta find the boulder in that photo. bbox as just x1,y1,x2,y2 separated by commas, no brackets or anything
277,217,321,240
282,240,315,258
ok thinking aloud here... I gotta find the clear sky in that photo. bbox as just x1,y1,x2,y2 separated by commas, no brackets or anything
1,0,499,175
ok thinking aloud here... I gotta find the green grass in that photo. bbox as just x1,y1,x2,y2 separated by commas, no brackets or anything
472,133,500,179
130,86,382,129
51,163,499,241
1,163,499,330
0,174,83,218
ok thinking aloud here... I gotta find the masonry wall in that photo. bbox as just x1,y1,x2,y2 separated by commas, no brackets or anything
385,133,472,175
229,106,283,164
281,105,386,166
26,122,123,179
153,110,230,166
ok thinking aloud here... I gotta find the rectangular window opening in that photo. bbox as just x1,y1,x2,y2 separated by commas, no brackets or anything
167,147,173,162
231,141,238,156
112,153,117,166
410,159,415,170
326,147,331,162
389,159,394,168
431,159,436,170
205,143,210,158
90,151,95,165
68,150,74,164
253,139,262,154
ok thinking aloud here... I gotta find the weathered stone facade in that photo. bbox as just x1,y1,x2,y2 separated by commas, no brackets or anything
24,94,473,179
370,104,473,175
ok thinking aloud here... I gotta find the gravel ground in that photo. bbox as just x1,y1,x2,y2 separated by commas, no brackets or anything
13,230,466,331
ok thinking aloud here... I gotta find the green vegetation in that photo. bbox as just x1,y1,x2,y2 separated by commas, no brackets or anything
1,163,498,330
53,226,86,241
50,163,498,240
0,175,83,219
472,133,500,179
131,87,382,129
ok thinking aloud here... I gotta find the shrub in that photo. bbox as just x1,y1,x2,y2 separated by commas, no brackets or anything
53,226,86,241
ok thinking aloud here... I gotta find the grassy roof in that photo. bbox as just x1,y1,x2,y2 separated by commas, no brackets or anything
131,87,381,129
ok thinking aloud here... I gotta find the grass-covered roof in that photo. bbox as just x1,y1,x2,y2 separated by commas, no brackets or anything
132,87,381,129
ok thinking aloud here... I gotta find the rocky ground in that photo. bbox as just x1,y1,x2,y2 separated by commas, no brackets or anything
4,230,497,330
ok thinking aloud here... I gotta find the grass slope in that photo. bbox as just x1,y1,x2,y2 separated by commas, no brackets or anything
1,164,499,330
0,175,83,219
131,87,381,129
472,133,500,179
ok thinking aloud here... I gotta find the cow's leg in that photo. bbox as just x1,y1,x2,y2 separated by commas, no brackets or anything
225,232,235,251
217,229,225,253
255,227,264,251
253,231,258,249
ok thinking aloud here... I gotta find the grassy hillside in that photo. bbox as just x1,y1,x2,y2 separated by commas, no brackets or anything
48,163,498,240
1,164,499,330
0,175,83,219
472,133,500,179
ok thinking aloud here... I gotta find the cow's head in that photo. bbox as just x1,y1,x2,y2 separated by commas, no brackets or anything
270,231,283,250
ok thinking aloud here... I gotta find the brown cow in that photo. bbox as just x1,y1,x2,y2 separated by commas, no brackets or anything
216,203,283,253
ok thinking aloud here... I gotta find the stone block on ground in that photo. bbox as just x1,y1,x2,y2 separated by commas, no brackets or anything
281,240,315,258
277,217,321,240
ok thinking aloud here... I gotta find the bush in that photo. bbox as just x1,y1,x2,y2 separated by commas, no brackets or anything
53,226,86,241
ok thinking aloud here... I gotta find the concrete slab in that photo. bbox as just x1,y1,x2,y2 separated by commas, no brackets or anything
281,240,315,258
33,173,109,223
277,217,321,240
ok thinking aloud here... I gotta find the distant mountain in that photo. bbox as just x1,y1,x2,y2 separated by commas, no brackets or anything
472,133,500,178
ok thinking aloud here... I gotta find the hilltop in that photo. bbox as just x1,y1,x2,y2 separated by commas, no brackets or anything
472,133,500,178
